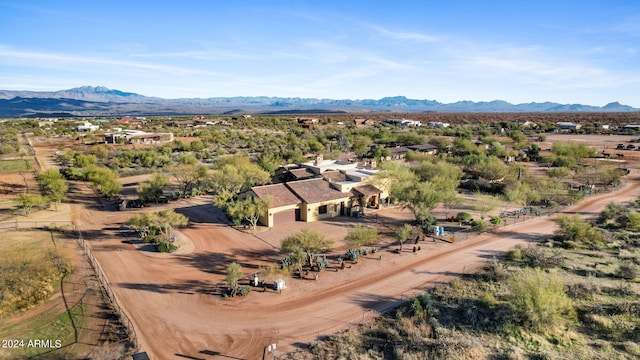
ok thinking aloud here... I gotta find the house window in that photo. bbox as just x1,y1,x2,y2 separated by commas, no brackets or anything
318,205,328,214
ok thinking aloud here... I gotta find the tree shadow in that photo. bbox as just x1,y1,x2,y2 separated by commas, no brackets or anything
177,251,238,275
175,203,228,224
118,279,219,296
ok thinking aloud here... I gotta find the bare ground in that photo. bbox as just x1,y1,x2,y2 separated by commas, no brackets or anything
65,169,640,360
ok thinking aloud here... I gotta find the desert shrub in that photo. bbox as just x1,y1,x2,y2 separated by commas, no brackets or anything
490,215,502,225
615,261,639,280
156,240,177,253
480,257,510,282
455,212,472,222
520,246,564,269
508,268,575,332
555,215,604,249
0,244,72,315
566,282,600,300
344,225,379,247
471,219,488,231
506,246,523,261
599,202,629,228
236,286,251,296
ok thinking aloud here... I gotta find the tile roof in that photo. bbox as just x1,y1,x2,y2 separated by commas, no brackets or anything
389,146,410,154
288,167,317,180
251,184,301,207
322,170,349,183
352,184,382,197
407,143,437,151
286,178,351,203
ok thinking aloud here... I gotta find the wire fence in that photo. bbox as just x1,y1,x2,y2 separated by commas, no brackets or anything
74,225,139,351
0,220,74,232
0,220,139,353
367,204,566,243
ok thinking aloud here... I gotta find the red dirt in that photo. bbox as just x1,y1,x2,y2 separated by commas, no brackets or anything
69,171,640,360
22,133,640,359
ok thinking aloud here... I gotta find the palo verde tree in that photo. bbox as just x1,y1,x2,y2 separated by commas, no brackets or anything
127,209,189,251
36,168,68,211
472,193,501,220
138,172,171,204
209,156,271,198
227,196,270,230
394,224,413,251
169,163,208,198
226,262,243,297
281,229,333,269
344,225,379,248
14,193,48,217
85,165,122,199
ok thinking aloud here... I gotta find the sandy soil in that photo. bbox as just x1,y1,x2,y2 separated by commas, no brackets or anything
66,170,640,360
20,133,640,360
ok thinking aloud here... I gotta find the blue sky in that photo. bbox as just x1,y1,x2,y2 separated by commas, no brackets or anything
1,1,640,106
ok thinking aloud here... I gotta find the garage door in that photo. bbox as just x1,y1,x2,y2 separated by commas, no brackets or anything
273,208,298,225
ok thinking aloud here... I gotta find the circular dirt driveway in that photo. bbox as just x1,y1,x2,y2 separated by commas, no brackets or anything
72,172,640,360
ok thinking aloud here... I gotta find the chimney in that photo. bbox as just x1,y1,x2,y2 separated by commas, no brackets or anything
314,154,323,165
369,160,377,169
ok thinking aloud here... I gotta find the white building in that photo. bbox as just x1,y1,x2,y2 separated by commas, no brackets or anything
77,121,99,132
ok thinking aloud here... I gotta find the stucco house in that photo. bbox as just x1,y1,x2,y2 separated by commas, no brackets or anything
247,169,384,228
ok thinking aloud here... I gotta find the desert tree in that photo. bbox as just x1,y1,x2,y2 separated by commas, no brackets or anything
227,196,270,230
127,209,188,243
281,229,333,268
14,193,48,217
395,224,412,251
138,172,171,204
344,225,379,248
226,262,243,297
472,193,500,220
85,165,122,198
169,163,208,197
36,169,68,211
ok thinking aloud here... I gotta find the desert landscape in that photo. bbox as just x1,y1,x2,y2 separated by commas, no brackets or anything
0,127,638,359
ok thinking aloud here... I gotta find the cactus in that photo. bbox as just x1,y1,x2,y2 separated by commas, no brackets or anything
316,260,329,271
345,248,361,261
372,246,378,253
362,247,370,256
281,257,292,268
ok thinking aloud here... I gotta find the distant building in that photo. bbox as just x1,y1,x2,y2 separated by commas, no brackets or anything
104,130,173,144
77,121,99,132
297,118,319,127
557,122,581,130
427,121,450,128
382,119,421,127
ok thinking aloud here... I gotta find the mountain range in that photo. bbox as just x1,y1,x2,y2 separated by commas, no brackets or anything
0,86,637,118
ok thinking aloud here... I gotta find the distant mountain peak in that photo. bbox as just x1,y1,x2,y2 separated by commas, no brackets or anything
0,86,638,117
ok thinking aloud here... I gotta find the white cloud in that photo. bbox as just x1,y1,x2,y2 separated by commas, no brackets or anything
369,25,441,43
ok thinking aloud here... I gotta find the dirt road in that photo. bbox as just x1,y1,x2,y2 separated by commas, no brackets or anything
69,171,640,360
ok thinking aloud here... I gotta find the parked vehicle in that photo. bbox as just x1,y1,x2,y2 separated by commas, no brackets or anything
617,143,625,149
627,144,636,150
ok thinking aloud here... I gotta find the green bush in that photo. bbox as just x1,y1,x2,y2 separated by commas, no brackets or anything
471,219,488,231
555,215,604,249
506,246,523,261
156,240,177,253
455,212,472,222
508,268,575,332
490,215,502,225
237,286,251,296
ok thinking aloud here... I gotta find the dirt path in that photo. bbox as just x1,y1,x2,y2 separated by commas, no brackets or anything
68,170,640,360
